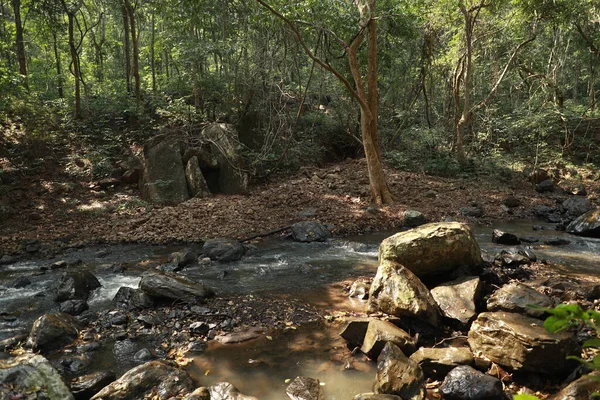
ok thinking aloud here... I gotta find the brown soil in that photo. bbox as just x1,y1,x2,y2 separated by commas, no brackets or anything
1,157,599,255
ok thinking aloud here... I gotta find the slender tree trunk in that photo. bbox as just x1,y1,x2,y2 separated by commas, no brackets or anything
122,4,131,93
67,11,81,118
12,0,28,90
52,31,64,98
124,0,141,105
150,12,156,94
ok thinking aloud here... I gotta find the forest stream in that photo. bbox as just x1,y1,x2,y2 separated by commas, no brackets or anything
1,221,599,399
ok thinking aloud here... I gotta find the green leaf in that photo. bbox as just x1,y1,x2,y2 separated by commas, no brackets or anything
583,338,600,348
543,316,572,333
512,394,540,400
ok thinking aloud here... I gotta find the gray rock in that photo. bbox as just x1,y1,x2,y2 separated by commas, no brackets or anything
113,286,155,310
133,348,155,363
71,371,117,400
59,299,89,316
190,321,210,335
440,365,504,400
10,276,31,288
379,222,482,278
562,197,593,218
403,210,427,227
409,347,473,378
549,371,600,400
186,156,211,198
139,272,215,304
529,168,551,183
492,229,520,245
349,281,370,300
460,206,484,218
535,179,555,193
285,376,324,400
467,312,579,374
171,249,198,269
202,238,246,262
55,270,101,302
26,312,81,353
58,355,91,374
140,136,190,205
360,319,416,358
90,361,194,400
567,208,600,238
368,260,441,326
487,282,553,318
373,342,425,400
502,196,520,208
0,353,74,400
291,221,332,243
0,254,17,265
431,276,481,325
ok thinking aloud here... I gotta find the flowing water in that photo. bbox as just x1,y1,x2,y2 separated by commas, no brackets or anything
0,221,598,398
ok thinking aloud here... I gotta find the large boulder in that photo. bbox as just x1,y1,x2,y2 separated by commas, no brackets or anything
486,282,553,318
70,371,117,400
139,272,215,304
291,221,332,243
360,319,416,358
379,222,482,278
26,312,81,353
90,361,194,400
0,353,74,400
439,365,504,400
567,208,600,238
409,347,473,378
373,342,425,400
368,260,441,326
431,276,481,326
468,312,579,374
55,270,101,302
285,376,324,400
202,238,245,262
562,197,593,219
141,137,190,205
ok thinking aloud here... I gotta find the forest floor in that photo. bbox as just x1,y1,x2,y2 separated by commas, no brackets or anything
1,148,599,256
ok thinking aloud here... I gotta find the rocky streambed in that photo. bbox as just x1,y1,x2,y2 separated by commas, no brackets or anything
1,216,600,400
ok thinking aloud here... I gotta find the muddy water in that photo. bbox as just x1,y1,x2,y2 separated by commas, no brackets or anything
0,221,598,398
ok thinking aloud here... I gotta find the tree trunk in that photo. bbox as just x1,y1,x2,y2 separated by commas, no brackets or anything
12,0,28,90
122,4,131,93
124,0,141,105
150,12,156,94
67,11,81,118
52,31,64,98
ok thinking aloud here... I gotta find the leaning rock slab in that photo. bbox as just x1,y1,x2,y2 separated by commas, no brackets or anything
360,319,416,358
431,276,481,325
409,347,473,378
26,312,81,353
379,222,482,278
202,238,245,262
139,272,215,304
468,312,579,374
440,365,504,400
368,260,441,326
90,361,194,400
374,342,425,400
567,208,600,238
291,221,332,243
0,353,74,400
486,282,552,318
286,376,324,400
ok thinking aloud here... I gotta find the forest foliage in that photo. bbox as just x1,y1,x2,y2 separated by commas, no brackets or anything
0,0,599,180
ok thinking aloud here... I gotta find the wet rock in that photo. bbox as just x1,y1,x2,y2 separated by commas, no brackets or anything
361,319,416,358
373,342,425,399
549,371,600,400
368,260,441,326
533,205,553,217
349,281,370,300
354,395,402,400
497,250,530,267
460,206,484,218
492,229,520,245
55,270,101,302
430,276,481,326
0,333,28,351
409,347,473,378
133,348,155,363
9,276,31,288
90,361,194,400
0,353,74,400
535,179,555,193
439,365,504,400
285,376,324,400
562,197,593,218
139,272,215,304
137,314,161,327
544,238,571,246
291,221,332,243
171,249,198,268
379,222,482,278
190,321,210,335
567,208,600,238
468,312,579,374
59,299,89,316
110,312,128,326
59,355,91,374
340,318,370,347
487,282,552,318
113,287,155,310
403,210,427,227
77,341,101,353
502,196,520,208
215,327,263,344
0,254,17,265
71,371,117,400
202,238,246,262
187,341,207,353
184,387,211,400
210,382,259,400
516,246,537,262
26,312,81,353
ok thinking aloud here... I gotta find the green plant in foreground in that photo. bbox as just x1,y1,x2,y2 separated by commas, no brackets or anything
513,304,600,400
